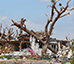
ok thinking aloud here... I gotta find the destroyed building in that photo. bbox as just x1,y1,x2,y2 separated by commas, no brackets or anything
0,30,70,55
0,20,71,58
0,24,72,60
29,31,70,56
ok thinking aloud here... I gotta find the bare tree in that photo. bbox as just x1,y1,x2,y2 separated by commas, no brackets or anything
42,0,74,55
11,0,74,56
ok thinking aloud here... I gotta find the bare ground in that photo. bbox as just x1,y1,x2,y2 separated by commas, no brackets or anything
0,59,50,64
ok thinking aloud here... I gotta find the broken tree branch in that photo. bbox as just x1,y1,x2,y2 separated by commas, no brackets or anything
60,7,74,18
60,0,71,14
54,6,60,14
11,19,57,54
20,18,26,35
11,19,46,44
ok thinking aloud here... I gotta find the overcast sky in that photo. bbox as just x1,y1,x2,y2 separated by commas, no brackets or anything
0,0,74,40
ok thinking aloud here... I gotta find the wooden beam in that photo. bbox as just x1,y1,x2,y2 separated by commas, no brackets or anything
19,42,22,51
49,43,58,45
0,40,30,44
0,32,7,36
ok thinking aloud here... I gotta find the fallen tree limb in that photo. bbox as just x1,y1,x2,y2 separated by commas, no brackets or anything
11,19,57,54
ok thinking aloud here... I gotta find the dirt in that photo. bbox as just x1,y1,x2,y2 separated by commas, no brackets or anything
0,59,71,64
0,59,50,64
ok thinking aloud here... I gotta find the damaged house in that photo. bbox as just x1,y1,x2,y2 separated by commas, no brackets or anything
0,30,70,56
0,21,72,59
29,31,70,56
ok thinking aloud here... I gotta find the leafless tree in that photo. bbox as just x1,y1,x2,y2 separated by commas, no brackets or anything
11,0,74,56
42,0,74,55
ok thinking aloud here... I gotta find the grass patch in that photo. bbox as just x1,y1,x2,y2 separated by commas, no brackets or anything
72,46,74,51
69,59,74,64
27,55,50,60
38,55,50,60
0,55,22,60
